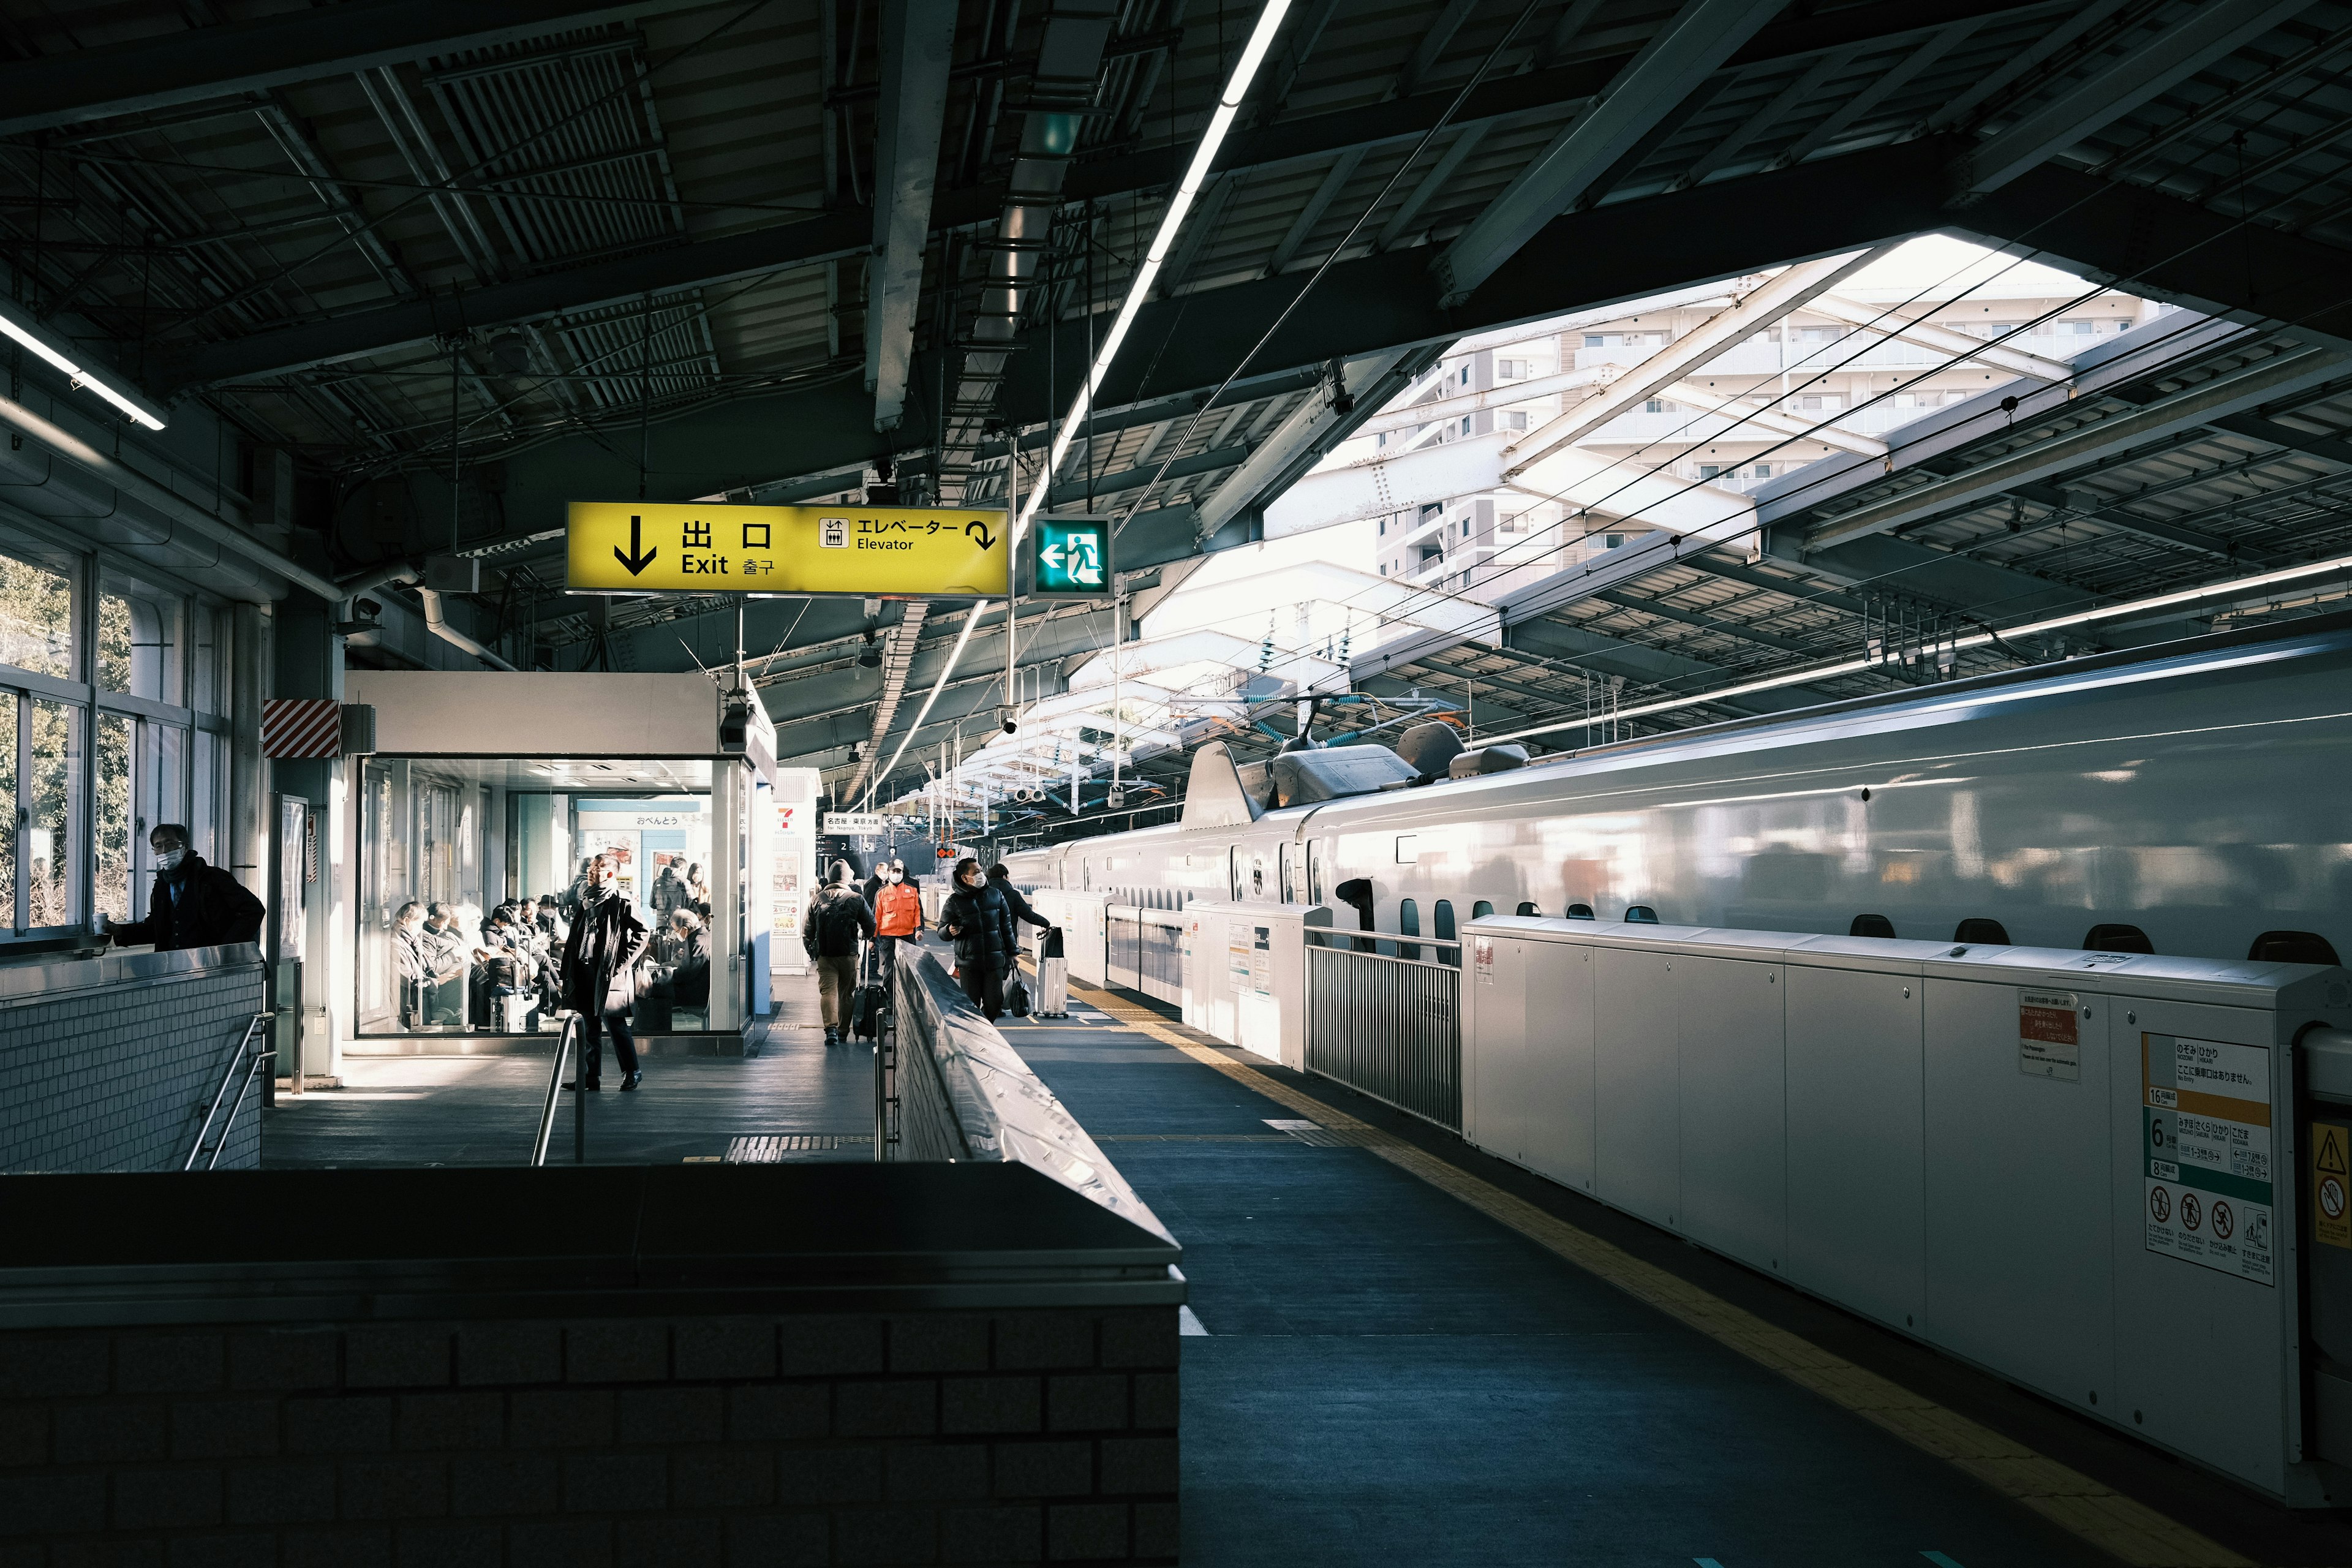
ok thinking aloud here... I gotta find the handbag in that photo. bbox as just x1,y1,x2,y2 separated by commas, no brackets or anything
1005,971,1032,1018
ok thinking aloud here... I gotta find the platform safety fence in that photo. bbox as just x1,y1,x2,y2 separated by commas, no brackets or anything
1107,905,1185,1006
1304,932,1463,1131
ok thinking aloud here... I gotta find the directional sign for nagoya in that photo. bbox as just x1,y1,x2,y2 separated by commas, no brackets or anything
1031,515,1112,598
567,501,1009,597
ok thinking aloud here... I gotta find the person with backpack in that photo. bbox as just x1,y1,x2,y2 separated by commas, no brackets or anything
801,859,875,1046
986,861,1057,946
938,856,1018,1022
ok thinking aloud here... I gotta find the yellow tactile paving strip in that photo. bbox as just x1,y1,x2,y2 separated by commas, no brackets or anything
1065,978,2258,1568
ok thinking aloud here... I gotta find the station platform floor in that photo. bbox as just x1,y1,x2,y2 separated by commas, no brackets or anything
1026,974,2352,1568
261,972,874,1168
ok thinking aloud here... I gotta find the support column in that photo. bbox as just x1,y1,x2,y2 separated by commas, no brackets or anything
269,595,345,1085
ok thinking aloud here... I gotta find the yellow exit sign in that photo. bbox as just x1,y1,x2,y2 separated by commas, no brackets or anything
565,501,1010,597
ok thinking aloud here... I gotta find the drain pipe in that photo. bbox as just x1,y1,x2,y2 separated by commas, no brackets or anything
417,587,518,671
0,391,343,602
359,565,520,671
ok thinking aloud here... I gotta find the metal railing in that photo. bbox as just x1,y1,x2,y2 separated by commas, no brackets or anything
529,1011,587,1166
874,971,900,1159
1305,934,1463,1131
184,1012,276,1170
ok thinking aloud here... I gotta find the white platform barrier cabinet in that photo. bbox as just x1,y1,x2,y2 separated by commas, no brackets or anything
1182,902,1327,1068
1461,916,2352,1502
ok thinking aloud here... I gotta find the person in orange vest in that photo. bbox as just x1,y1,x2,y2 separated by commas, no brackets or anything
873,859,925,988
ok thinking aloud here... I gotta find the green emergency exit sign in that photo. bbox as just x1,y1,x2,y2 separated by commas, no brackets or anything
1030,516,1112,598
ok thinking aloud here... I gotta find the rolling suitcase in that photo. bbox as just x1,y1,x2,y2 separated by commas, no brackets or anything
1036,925,1069,1019
851,944,886,1041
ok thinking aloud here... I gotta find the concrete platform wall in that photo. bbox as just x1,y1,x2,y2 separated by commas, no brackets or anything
0,944,266,1173
0,1305,1179,1565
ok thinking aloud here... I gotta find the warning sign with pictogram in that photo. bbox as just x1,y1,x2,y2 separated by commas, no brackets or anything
2143,1031,2275,1286
2314,1122,2351,1250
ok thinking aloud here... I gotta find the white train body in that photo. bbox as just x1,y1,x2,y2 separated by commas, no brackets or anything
1000,614,2352,963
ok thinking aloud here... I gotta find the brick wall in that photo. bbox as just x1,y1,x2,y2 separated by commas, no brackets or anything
0,956,267,1174
0,1305,1180,1566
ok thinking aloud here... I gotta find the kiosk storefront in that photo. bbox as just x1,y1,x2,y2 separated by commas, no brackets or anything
341,671,775,1057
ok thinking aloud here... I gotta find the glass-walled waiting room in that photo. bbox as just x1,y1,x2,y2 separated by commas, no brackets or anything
355,756,720,1038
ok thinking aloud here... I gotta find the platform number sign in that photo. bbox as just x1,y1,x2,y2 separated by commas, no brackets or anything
1030,516,1112,598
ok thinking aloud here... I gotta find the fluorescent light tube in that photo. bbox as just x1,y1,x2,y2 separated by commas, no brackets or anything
0,296,168,429
1013,0,1292,546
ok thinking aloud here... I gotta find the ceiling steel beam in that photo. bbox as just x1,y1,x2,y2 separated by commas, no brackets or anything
867,0,960,432
1799,347,2345,552
1951,0,2316,197
157,0,2059,393
0,0,714,138
1431,0,1790,306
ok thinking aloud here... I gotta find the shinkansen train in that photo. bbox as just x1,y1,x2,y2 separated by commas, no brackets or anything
998,609,2352,966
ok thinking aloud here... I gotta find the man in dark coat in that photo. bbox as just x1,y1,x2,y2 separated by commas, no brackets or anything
559,853,653,1091
104,824,264,951
986,862,1056,943
938,856,1018,1022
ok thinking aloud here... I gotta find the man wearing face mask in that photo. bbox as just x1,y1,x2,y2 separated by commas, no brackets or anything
872,859,924,987
100,823,265,952
559,852,653,1091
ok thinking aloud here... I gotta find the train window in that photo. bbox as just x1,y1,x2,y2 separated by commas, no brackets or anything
2084,922,2154,954
1308,840,1326,903
2251,929,2340,965
1434,900,1456,940
1566,903,1594,919
1953,917,2009,944
1229,848,1243,900
1399,898,1420,960
1850,913,1896,938
1624,905,1659,923
1516,902,1538,916
1472,900,1494,920
1279,843,1294,902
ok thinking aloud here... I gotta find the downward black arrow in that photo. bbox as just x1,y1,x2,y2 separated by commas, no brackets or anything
614,514,658,576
